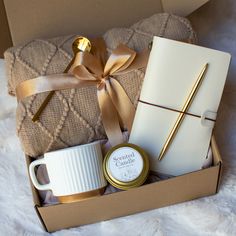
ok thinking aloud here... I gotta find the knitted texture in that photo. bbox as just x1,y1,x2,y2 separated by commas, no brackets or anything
4,13,196,157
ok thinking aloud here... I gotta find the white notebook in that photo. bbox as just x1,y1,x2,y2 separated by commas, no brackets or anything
129,37,231,176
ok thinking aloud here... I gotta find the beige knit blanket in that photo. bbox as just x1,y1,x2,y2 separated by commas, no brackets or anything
4,13,196,157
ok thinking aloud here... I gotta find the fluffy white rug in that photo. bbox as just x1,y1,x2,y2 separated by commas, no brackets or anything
1,1,236,235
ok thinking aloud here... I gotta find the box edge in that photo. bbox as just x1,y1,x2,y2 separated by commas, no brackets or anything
35,205,48,232
211,136,223,193
37,164,220,232
0,0,13,57
27,136,222,232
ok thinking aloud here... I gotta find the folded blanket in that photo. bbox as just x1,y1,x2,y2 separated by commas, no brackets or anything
4,13,196,157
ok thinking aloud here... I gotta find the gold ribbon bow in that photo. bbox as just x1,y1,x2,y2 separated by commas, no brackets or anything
16,39,149,146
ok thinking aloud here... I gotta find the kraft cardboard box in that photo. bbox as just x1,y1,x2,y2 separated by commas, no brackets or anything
27,137,222,232
0,0,223,233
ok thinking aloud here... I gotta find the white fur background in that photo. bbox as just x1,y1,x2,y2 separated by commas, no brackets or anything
0,0,236,235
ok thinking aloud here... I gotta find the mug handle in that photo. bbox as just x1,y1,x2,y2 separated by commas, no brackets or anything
29,158,51,191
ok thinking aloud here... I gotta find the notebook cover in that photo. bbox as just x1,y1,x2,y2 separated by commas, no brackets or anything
129,37,230,176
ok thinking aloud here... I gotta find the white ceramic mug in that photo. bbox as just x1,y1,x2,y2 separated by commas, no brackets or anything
29,141,107,203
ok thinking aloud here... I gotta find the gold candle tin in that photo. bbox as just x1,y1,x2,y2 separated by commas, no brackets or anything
103,143,149,190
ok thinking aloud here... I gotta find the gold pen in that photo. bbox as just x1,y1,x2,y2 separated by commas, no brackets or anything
158,63,208,161
32,36,91,122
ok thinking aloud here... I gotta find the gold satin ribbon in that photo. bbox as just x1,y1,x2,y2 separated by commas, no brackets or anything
16,39,149,146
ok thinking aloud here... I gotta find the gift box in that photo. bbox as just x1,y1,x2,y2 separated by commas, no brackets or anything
0,0,226,233
27,137,222,232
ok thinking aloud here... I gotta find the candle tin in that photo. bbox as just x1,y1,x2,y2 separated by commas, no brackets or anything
103,143,149,190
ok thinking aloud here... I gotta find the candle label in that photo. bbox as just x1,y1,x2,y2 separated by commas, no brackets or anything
108,147,144,182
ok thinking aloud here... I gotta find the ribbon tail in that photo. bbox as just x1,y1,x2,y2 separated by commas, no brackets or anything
16,74,98,100
106,78,135,133
97,87,124,146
